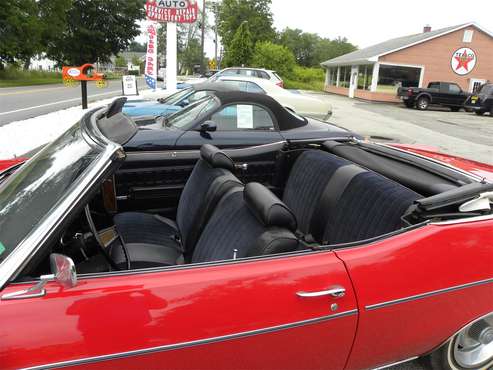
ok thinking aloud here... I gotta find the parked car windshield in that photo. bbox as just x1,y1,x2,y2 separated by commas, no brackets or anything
0,122,102,263
479,84,493,95
160,88,193,105
164,96,219,129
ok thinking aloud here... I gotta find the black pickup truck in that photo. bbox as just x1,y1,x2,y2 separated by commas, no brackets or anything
397,81,471,111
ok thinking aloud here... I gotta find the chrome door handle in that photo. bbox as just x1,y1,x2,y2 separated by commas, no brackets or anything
296,286,346,298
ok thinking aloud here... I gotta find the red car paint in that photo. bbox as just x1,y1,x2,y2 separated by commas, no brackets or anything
0,158,25,172
390,143,493,182
1,220,492,370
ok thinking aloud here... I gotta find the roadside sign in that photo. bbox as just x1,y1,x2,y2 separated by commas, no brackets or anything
122,75,138,96
451,47,477,76
145,23,158,90
145,0,198,23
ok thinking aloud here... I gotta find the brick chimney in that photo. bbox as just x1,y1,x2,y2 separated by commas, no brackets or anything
423,25,432,33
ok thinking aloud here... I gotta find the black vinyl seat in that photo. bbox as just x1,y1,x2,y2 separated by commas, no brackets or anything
111,145,243,268
191,182,299,263
282,150,421,245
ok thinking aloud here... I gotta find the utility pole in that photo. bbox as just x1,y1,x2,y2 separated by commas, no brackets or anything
214,2,218,64
200,0,206,74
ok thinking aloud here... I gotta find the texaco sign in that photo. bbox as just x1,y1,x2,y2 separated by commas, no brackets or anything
451,47,477,75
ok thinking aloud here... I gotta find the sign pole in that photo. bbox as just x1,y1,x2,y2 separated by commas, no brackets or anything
166,22,177,93
81,81,88,109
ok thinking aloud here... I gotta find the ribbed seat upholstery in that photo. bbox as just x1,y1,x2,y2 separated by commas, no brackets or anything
192,183,299,263
282,150,421,246
282,150,349,235
112,145,242,268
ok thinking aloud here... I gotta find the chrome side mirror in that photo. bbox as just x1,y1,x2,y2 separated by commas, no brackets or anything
1,254,77,301
50,253,77,289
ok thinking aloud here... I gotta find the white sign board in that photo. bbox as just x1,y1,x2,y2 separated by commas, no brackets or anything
237,105,254,129
122,75,138,96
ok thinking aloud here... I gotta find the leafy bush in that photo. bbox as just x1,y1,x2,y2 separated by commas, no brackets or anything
283,66,325,91
127,70,140,76
251,41,295,78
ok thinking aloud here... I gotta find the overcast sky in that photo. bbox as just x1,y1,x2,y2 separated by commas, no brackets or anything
269,0,492,49
145,0,492,58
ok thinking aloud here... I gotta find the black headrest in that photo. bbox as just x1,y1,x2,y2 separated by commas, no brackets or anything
244,183,297,232
200,144,235,172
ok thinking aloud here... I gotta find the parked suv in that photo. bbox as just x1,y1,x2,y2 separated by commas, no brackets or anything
211,67,284,87
397,81,471,111
464,83,493,116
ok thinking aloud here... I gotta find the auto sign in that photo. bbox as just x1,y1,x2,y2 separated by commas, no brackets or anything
146,0,198,23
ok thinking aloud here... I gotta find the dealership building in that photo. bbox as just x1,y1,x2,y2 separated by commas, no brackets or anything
321,23,493,102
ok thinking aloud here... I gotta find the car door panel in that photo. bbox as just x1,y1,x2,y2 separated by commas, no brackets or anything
1,251,358,370
337,221,493,370
115,140,286,214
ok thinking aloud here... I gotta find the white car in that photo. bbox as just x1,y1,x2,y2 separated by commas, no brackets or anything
216,76,332,121
210,67,284,87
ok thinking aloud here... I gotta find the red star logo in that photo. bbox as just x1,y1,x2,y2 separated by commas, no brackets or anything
454,50,474,71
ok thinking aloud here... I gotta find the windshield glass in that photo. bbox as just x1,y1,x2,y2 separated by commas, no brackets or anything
161,88,193,105
479,84,493,95
164,96,218,129
0,122,102,263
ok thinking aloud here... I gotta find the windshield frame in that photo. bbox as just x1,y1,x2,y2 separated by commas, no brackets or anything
0,107,125,289
160,87,193,105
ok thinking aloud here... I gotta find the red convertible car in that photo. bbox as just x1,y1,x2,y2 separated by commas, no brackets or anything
0,100,492,370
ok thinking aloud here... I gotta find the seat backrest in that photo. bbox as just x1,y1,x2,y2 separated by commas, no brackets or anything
176,144,242,254
283,149,421,245
321,170,421,245
282,150,350,234
192,182,299,263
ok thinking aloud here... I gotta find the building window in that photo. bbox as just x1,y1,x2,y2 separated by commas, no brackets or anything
339,66,351,88
357,65,374,91
327,68,338,86
377,64,421,93
463,30,474,43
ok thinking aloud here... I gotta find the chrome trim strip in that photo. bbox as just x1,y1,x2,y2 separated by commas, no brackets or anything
366,278,493,311
431,214,493,225
372,356,419,369
21,310,358,370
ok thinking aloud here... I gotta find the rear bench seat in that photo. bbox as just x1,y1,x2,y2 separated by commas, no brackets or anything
283,150,422,245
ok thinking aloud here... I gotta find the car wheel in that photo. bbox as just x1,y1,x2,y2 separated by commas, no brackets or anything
450,107,461,112
475,111,485,116
416,97,430,110
427,315,493,370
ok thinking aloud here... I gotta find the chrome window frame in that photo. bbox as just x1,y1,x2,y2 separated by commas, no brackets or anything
0,107,125,290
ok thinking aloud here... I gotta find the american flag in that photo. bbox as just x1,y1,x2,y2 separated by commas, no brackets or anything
145,74,156,89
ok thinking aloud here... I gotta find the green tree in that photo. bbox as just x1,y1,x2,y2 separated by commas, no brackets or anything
46,0,145,65
223,21,254,67
251,41,295,78
128,41,147,53
278,28,320,67
313,37,357,64
115,55,127,68
217,0,275,51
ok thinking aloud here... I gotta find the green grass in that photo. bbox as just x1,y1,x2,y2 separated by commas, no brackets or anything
0,67,62,87
284,78,325,91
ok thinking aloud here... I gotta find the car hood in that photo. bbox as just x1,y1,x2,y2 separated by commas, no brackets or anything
123,101,180,117
280,117,356,141
390,144,493,182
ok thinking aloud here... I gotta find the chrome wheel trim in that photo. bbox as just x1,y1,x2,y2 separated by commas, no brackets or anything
418,99,428,109
448,316,493,369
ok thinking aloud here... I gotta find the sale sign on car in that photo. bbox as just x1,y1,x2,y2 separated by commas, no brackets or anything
146,0,198,23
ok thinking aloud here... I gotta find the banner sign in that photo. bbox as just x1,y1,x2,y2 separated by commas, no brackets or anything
145,23,158,89
451,47,477,76
146,0,198,23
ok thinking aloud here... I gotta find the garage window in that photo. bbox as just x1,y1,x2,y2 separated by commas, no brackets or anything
377,65,421,93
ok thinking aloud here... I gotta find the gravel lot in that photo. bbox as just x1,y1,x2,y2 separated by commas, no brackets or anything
306,92,493,165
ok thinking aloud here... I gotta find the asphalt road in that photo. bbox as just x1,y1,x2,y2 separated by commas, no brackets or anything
0,77,146,126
